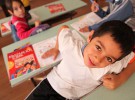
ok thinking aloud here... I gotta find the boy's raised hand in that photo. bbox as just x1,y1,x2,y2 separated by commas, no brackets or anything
91,1,99,12
42,48,59,60
79,26,89,32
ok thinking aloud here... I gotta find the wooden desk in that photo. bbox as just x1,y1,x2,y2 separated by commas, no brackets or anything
0,0,86,37
2,14,135,100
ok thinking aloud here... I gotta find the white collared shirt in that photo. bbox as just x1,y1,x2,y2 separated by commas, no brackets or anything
47,28,134,99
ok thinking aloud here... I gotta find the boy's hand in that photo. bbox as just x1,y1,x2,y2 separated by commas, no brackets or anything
42,48,59,60
35,20,41,27
79,26,89,32
102,74,124,90
42,25,68,61
91,1,99,12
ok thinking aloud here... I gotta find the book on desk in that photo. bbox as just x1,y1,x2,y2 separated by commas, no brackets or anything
45,3,66,14
70,12,102,38
7,36,62,80
0,22,11,36
7,45,40,80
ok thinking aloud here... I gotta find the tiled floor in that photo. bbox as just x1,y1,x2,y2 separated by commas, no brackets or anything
0,0,106,100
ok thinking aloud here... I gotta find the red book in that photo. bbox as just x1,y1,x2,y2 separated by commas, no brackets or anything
7,45,40,80
0,22,11,35
45,3,66,14
1,22,10,34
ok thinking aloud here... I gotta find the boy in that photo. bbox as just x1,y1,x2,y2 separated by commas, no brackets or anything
26,20,135,100
79,0,135,89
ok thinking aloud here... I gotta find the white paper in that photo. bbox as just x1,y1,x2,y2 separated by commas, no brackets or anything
32,29,86,68
71,12,102,38
32,36,62,67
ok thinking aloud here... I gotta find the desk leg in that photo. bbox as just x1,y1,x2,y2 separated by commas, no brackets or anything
31,78,37,87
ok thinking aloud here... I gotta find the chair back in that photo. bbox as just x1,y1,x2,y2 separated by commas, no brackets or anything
10,23,20,42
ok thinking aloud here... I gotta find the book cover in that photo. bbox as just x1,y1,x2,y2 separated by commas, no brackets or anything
45,3,66,14
7,45,40,80
0,22,11,36
32,36,62,67
71,12,102,38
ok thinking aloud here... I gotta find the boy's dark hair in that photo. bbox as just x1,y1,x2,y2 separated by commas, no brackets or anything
92,20,135,60
5,0,24,12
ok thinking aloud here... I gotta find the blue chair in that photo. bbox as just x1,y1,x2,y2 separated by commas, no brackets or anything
10,23,20,42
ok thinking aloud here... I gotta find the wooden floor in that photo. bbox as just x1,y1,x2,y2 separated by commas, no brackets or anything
0,0,106,100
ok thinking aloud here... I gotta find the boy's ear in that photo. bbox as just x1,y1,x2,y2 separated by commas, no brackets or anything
8,10,13,15
87,30,94,43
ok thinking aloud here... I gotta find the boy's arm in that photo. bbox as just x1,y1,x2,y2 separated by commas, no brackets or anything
80,0,133,32
42,25,69,60
102,61,135,90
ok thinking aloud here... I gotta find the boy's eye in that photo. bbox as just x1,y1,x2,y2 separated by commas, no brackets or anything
106,57,113,63
96,45,101,51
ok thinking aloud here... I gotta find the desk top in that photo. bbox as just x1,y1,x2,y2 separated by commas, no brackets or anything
0,0,86,37
81,73,135,100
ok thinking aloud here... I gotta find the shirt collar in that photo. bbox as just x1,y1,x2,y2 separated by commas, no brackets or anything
81,43,88,56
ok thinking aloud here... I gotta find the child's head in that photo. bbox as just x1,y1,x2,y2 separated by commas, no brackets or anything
84,20,135,68
6,0,25,18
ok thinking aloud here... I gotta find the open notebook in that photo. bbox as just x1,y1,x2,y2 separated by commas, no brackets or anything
71,12,102,38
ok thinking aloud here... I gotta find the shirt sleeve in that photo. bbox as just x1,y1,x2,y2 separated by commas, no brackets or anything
58,28,74,53
58,28,85,53
95,7,110,18
16,22,35,40
109,52,135,74
89,0,133,31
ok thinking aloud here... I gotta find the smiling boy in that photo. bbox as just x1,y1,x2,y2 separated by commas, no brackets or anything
26,20,135,100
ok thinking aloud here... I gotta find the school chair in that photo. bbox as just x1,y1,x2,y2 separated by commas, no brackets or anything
10,23,20,42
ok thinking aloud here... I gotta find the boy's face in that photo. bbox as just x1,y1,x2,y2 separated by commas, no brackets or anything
83,32,122,68
12,1,25,18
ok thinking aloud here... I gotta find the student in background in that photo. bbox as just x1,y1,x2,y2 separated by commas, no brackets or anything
5,0,50,41
5,0,40,40
79,0,133,32
26,21,135,100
